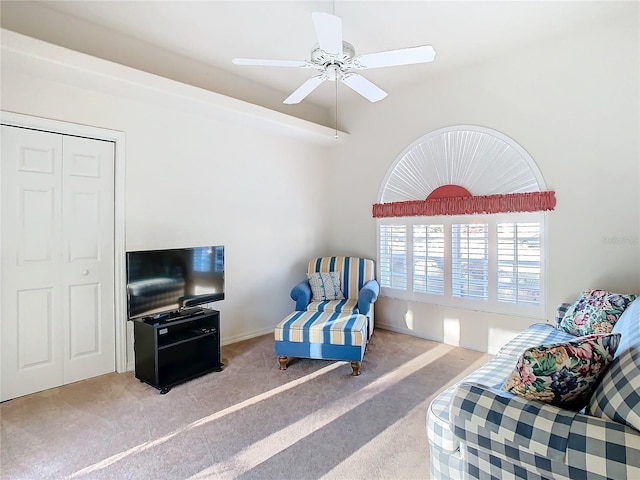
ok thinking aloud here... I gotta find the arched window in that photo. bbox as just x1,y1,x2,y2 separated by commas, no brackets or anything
374,126,555,318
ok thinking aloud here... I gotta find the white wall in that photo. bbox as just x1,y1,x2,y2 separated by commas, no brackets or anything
2,9,638,361
1,31,336,367
326,14,640,353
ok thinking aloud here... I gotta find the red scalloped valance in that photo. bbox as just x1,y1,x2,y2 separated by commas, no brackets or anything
372,191,556,218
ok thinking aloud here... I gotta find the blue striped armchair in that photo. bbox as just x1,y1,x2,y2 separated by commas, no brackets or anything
274,256,379,375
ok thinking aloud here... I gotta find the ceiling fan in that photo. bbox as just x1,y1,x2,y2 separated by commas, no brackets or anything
232,12,436,105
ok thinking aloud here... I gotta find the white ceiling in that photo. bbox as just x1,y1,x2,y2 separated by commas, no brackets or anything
0,1,634,117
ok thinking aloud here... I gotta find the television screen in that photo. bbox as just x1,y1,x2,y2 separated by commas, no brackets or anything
126,246,224,320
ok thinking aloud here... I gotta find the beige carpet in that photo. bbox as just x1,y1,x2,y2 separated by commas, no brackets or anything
1,329,492,480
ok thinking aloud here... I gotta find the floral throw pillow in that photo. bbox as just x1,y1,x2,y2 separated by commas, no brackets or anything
307,271,344,302
559,289,637,336
502,333,621,410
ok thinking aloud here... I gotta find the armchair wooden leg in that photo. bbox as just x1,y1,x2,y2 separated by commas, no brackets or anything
278,356,288,370
350,361,361,376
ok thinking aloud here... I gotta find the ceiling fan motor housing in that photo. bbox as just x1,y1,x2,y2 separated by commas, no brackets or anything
311,41,356,72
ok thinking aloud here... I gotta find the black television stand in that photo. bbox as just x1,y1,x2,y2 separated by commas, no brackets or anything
133,308,223,394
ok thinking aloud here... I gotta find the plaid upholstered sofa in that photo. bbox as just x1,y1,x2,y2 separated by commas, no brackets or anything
427,297,640,479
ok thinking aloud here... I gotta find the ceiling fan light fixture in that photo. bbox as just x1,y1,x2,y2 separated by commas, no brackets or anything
325,64,341,81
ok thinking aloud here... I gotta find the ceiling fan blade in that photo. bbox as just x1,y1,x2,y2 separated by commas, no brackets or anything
312,12,343,55
340,73,387,102
284,75,326,104
355,45,436,69
232,58,309,68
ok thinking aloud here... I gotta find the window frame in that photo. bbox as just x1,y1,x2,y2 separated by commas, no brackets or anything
377,212,547,319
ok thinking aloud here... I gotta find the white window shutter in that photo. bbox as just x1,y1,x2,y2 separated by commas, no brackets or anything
413,225,444,295
379,224,407,290
452,223,489,301
497,222,541,305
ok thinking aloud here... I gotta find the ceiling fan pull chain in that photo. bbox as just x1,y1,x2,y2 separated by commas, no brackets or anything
335,79,339,139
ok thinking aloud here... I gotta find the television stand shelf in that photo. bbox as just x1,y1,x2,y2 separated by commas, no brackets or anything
133,307,223,394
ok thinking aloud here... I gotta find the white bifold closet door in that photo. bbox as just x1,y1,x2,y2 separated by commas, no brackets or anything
1,125,115,401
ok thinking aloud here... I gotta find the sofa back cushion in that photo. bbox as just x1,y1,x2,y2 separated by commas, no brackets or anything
308,257,375,299
587,298,640,432
610,297,640,357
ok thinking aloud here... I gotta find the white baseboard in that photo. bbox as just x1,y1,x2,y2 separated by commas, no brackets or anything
375,322,439,341
220,326,274,346
375,322,489,354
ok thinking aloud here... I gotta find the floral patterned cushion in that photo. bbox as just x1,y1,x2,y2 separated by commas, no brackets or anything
559,289,637,336
307,271,344,301
502,333,621,410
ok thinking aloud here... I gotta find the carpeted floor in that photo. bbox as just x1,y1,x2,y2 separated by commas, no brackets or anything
1,329,492,480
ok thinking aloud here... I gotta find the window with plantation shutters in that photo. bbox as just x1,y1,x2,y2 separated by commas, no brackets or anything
413,225,444,295
497,222,541,305
377,214,546,317
452,223,488,301
379,224,407,290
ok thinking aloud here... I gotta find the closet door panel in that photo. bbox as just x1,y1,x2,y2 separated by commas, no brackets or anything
17,288,55,368
19,187,56,263
1,126,64,401
62,135,115,384
68,283,100,358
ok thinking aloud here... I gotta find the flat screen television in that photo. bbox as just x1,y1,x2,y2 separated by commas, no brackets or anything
126,246,224,320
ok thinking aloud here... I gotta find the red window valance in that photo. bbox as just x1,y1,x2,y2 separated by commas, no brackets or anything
372,191,556,218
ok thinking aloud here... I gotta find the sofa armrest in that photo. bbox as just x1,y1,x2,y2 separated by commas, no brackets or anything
358,280,379,316
566,413,640,479
451,382,576,461
290,280,311,311
451,382,640,479
555,302,572,328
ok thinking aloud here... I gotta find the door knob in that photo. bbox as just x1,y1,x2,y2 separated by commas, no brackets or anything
82,270,89,276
